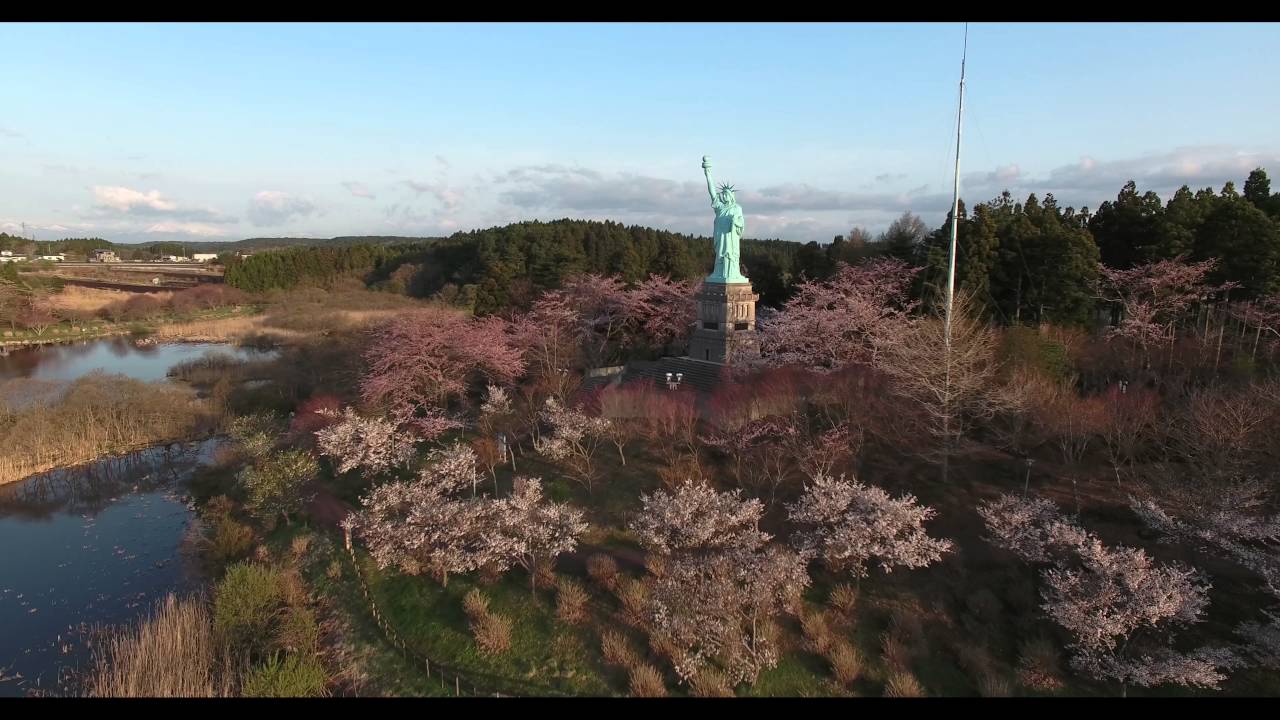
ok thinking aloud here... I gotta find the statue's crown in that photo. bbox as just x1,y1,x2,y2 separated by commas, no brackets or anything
718,182,736,193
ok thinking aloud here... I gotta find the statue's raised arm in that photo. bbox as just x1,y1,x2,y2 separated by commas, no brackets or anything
702,155,717,205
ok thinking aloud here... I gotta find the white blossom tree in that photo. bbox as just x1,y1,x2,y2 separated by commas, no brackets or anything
533,396,611,493
628,480,769,556
647,545,811,686
786,473,953,577
314,407,418,478
493,476,589,595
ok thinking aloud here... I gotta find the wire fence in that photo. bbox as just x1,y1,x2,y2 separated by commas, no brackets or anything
341,527,570,698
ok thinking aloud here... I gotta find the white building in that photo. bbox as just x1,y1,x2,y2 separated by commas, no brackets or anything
0,250,12,256
39,254,65,262
192,253,219,262
92,249,120,262
162,255,189,262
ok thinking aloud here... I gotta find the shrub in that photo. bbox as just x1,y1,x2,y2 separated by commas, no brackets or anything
208,515,256,567
228,412,282,459
828,583,859,618
690,667,734,697
213,562,286,655
238,449,318,526
586,553,619,590
325,559,343,580
628,663,667,697
1016,635,1063,692
880,632,911,673
800,610,834,655
471,613,512,656
462,589,490,620
827,640,863,687
643,553,667,579
555,578,589,625
884,671,925,698
274,606,320,655
978,673,1013,697
600,629,638,670
290,534,313,562
240,653,329,697
615,577,649,628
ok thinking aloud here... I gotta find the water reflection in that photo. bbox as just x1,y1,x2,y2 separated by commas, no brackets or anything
0,337,274,383
0,439,222,697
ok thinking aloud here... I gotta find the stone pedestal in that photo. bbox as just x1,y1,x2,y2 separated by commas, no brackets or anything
686,281,758,364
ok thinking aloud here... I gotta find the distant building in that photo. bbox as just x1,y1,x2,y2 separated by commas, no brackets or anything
92,249,120,263
0,255,25,263
39,254,65,262
162,255,189,262
192,253,218,263
0,250,12,257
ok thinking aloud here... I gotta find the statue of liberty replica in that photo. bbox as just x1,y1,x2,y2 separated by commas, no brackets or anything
687,155,759,364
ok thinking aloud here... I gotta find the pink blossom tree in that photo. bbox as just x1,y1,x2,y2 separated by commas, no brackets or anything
754,259,919,372
1098,255,1227,369
625,274,697,354
786,473,953,577
361,307,524,434
511,291,583,402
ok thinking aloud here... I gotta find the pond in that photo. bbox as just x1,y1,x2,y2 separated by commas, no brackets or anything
0,337,275,383
0,439,223,697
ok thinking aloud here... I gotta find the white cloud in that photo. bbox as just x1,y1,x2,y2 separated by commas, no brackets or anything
89,185,235,223
0,126,21,139
93,186,178,213
342,181,375,200
247,191,317,227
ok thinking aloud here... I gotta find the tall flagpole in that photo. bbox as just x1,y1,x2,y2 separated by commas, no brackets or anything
942,22,967,482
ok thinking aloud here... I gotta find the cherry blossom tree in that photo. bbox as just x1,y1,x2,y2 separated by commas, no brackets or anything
361,307,524,433
353,480,498,587
1041,536,1236,693
625,274,697,354
628,480,770,556
786,473,953,577
646,545,810,686
533,396,611,493
754,259,919,372
977,493,1090,564
980,493,1238,693
560,274,633,368
351,444,500,587
1098,256,1227,369
492,476,588,595
314,407,418,478
511,291,582,402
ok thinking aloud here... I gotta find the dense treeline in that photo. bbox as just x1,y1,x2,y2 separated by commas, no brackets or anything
222,244,409,293
912,168,1280,325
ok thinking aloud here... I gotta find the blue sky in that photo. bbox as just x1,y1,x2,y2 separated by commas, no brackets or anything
2,22,1277,244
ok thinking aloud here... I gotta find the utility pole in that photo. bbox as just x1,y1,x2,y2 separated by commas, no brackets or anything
941,22,968,483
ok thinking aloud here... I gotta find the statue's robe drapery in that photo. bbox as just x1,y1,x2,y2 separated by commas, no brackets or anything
709,199,746,283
